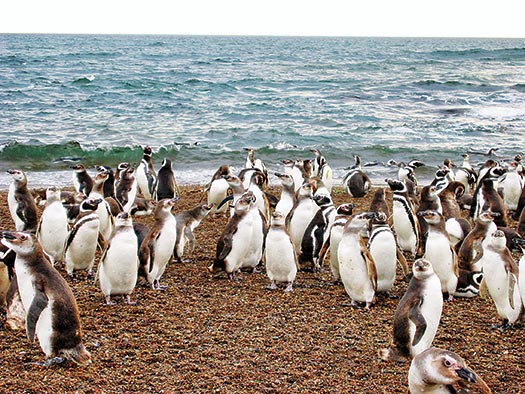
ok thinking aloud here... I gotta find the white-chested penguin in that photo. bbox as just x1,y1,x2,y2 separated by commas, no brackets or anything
265,211,297,292
479,230,522,330
274,172,296,218
155,158,179,201
396,159,425,187
418,210,458,301
513,237,525,317
311,148,333,193
387,178,420,258
173,203,214,263
239,191,267,272
71,164,93,197
286,181,320,258
138,197,178,290
220,174,246,217
37,186,69,265
98,212,139,305
342,155,372,198
298,194,336,272
89,171,115,242
136,145,157,200
499,160,523,212
7,169,38,232
455,153,478,193
1,231,91,366
338,212,378,309
409,347,492,394
244,148,268,183
64,197,103,279
209,193,263,280
379,259,443,362
205,165,231,216
116,165,138,213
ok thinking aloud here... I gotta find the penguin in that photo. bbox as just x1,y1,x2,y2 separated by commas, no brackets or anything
418,210,459,301
205,165,232,215
454,153,478,193
282,159,305,192
136,145,157,200
342,155,372,198
265,211,298,292
298,194,336,272
338,212,378,309
286,181,320,257
245,169,271,221
116,165,138,213
367,212,400,294
36,186,69,265
138,197,178,290
64,197,103,279
173,203,214,263
409,347,492,394
470,178,508,227
274,172,296,218
5,277,26,331
209,192,262,280
244,148,268,182
325,203,354,282
499,160,523,212
387,179,420,258
512,237,525,315
439,182,471,249
71,164,93,197
97,212,139,305
89,171,115,242
239,191,267,272
478,229,522,330
458,211,497,272
416,185,442,253
311,148,333,193
96,165,117,199
0,231,91,366
220,174,246,217
368,187,390,219
114,162,130,186
430,167,452,194
7,169,38,232
155,158,179,201
396,159,425,187
379,259,443,362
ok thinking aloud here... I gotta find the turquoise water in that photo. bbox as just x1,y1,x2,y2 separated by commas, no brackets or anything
1,34,525,187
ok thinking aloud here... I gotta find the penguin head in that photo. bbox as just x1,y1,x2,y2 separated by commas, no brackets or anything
412,258,435,279
345,212,374,232
296,182,314,199
80,198,103,212
45,186,62,202
270,211,286,226
313,193,332,207
417,210,442,225
117,162,130,171
430,350,477,384
408,159,425,169
478,211,496,224
143,146,153,156
1,231,37,256
223,174,242,188
489,230,507,250
94,171,109,183
6,169,27,183
71,164,87,172
161,158,172,169
115,211,133,227
336,203,354,216
274,172,294,188
386,178,406,192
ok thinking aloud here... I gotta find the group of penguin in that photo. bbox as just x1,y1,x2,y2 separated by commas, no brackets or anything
2,145,523,391
0,147,214,366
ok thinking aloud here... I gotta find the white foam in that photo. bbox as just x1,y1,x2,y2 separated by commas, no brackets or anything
471,103,525,120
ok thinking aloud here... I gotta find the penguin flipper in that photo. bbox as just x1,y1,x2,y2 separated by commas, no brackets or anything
26,287,49,342
396,247,410,276
508,273,518,310
408,300,427,347
360,238,377,291
217,230,235,261
16,198,37,231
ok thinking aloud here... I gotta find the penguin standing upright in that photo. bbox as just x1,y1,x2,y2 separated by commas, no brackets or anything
7,169,38,232
1,231,91,366
205,165,231,215
409,347,492,394
478,230,522,330
454,153,478,193
338,212,377,309
471,178,508,227
173,203,214,263
512,237,525,314
37,186,69,265
98,212,139,305
342,155,372,198
265,211,297,292
311,148,333,193
155,158,179,201
499,160,523,212
379,259,443,363
138,197,178,290
136,145,157,200
274,172,296,218
387,179,420,258
239,191,267,272
396,159,425,187
64,198,103,279
71,164,93,197
324,203,354,282
418,210,458,301
116,165,138,213
89,171,115,242
96,165,117,199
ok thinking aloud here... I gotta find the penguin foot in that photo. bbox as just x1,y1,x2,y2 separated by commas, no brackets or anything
105,296,117,306
491,319,513,331
268,281,277,290
350,300,360,309
283,282,294,292
124,295,137,305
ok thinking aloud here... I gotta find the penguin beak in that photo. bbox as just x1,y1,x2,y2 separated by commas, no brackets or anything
1,231,16,240
456,367,477,383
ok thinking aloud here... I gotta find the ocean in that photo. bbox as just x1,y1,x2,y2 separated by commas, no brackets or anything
1,34,525,189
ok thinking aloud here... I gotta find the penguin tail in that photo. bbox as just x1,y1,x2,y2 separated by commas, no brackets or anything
61,343,92,365
378,347,409,363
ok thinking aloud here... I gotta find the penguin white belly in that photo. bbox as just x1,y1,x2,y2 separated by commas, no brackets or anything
97,202,113,241
66,220,100,272
424,232,457,294
123,183,138,213
392,201,417,255
289,202,319,253
275,198,294,218
338,237,375,304
148,223,176,282
225,216,254,273
410,276,443,356
241,210,263,269
35,303,54,357
136,164,152,199
519,256,525,313
39,204,69,262
99,232,138,295
265,231,297,283
481,250,522,324
329,225,344,281
445,218,463,247
8,184,24,231
369,230,397,292
208,179,230,214
502,173,522,211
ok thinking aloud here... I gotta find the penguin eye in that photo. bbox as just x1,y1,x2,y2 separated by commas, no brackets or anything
444,359,452,367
